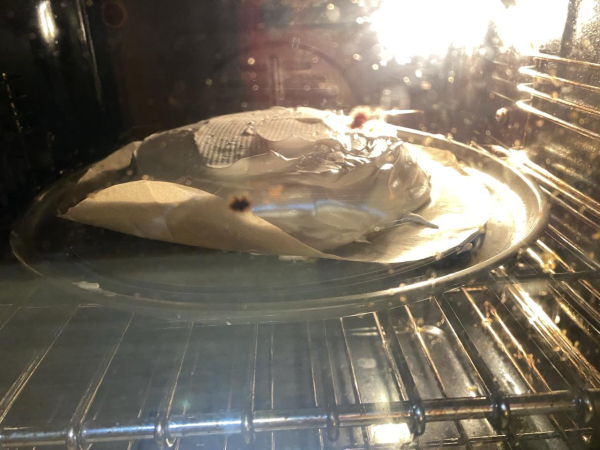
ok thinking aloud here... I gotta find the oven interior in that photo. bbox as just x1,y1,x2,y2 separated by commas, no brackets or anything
1,0,600,449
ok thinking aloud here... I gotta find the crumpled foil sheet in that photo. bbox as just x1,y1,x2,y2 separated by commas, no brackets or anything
132,108,434,250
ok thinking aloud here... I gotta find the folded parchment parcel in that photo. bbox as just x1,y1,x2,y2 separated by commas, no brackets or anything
133,107,434,250
62,107,492,263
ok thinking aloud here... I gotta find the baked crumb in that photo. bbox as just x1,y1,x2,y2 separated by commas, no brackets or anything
229,196,252,212
350,111,369,129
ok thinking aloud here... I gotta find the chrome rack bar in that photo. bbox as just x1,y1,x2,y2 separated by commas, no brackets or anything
541,187,600,235
66,313,134,450
559,281,600,332
269,325,275,450
125,332,170,450
306,322,325,450
2,390,599,447
339,318,372,450
505,283,600,387
493,270,595,283
427,427,592,448
403,306,473,450
486,273,600,446
307,321,340,442
241,324,259,445
318,321,340,441
221,326,243,450
484,290,575,391
0,304,80,426
489,267,586,390
489,144,600,220
374,311,425,438
519,66,600,94
530,240,600,338
436,295,517,446
518,83,600,119
516,99,600,142
0,282,39,333
547,224,600,270
531,53,600,70
461,288,583,447
150,322,194,450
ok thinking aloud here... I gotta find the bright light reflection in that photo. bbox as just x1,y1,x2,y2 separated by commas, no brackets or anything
371,0,489,62
371,0,569,62
577,0,597,33
38,0,57,44
503,371,523,395
371,423,412,444
507,149,530,167
422,325,442,336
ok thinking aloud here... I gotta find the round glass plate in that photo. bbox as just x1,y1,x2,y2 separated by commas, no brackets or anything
11,129,548,323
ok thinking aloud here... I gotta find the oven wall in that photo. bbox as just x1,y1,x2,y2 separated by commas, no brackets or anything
1,0,120,241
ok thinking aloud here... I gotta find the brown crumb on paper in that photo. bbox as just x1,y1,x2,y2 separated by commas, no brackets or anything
350,112,369,129
229,196,252,212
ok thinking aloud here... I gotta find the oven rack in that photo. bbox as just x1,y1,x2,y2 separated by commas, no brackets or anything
0,147,599,450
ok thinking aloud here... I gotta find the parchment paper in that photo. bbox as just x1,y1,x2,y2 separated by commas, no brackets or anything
61,144,491,263
58,141,141,214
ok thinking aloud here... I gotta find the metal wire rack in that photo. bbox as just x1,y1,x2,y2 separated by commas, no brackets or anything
1,56,600,450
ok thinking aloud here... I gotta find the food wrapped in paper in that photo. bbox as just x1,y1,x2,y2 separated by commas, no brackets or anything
61,107,492,264
133,107,433,250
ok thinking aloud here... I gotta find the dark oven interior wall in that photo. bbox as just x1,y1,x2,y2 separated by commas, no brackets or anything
95,0,243,140
1,0,121,243
92,0,377,138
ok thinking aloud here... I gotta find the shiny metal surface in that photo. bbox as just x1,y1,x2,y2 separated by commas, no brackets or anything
1,391,598,447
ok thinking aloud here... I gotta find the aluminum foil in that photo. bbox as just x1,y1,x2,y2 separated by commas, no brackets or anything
133,107,433,250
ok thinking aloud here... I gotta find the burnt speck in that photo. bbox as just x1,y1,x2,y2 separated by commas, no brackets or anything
350,112,369,129
229,196,252,212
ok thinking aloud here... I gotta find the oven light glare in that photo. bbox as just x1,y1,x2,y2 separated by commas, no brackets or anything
508,149,529,166
371,0,569,62
577,0,597,34
38,1,57,44
503,372,523,395
371,423,412,444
